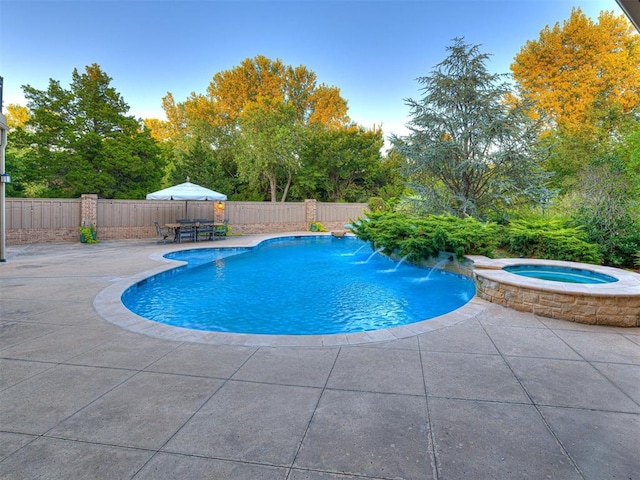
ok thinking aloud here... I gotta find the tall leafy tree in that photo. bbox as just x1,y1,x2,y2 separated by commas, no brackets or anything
20,64,164,198
176,135,244,200
393,38,550,218
512,8,639,133
511,8,640,188
194,55,350,128
296,125,386,202
159,56,353,200
236,100,303,202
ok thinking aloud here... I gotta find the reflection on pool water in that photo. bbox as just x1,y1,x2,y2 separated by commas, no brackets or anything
122,236,475,335
503,265,618,284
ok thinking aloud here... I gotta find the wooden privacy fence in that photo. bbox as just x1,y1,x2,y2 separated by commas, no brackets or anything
4,196,368,244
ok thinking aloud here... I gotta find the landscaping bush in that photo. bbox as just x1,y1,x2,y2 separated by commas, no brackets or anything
352,211,609,265
570,160,640,267
503,217,602,264
350,212,499,261
367,197,386,213
309,221,328,232
576,212,640,268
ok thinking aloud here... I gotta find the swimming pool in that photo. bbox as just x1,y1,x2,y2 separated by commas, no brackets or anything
122,237,475,335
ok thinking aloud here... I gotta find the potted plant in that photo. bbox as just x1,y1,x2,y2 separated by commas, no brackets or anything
309,221,328,232
79,224,99,244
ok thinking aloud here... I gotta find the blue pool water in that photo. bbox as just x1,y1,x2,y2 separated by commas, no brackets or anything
122,237,475,335
504,265,617,284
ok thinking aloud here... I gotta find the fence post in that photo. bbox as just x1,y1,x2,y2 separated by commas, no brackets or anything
214,200,225,223
305,199,317,227
80,194,98,228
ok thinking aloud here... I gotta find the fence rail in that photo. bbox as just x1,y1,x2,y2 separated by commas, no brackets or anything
5,198,368,244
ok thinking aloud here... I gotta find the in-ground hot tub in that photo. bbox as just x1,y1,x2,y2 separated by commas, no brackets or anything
503,265,618,284
466,257,640,327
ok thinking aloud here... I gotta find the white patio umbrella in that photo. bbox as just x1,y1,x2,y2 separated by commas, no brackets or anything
146,180,227,216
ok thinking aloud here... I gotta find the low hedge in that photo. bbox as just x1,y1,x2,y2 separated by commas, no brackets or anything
503,217,602,264
350,212,499,261
350,212,603,265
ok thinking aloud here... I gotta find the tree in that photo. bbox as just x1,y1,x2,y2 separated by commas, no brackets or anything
296,125,386,202
19,64,164,198
159,56,353,201
236,100,303,202
512,8,639,133
393,38,551,218
619,124,640,197
194,55,350,129
175,135,244,200
511,9,640,188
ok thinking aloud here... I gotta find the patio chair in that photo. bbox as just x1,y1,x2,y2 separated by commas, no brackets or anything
195,222,214,241
176,222,196,243
154,221,172,244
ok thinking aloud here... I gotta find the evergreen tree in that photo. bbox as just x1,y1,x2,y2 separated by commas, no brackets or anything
19,64,164,198
393,38,551,218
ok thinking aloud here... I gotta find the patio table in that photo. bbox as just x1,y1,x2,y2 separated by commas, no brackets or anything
166,222,222,243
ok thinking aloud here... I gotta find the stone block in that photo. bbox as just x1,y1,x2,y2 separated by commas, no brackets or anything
538,296,558,307
508,302,529,313
573,305,598,317
532,305,553,317
553,294,577,305
595,315,634,327
486,289,504,300
504,290,520,302
572,314,597,325
596,306,622,317
621,298,640,308
551,308,572,321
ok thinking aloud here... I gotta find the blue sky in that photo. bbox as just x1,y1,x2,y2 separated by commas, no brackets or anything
0,0,625,140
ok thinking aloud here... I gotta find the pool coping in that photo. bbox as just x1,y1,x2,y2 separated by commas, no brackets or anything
94,233,491,347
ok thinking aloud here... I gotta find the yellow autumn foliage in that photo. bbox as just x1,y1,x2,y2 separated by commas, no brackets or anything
142,118,172,142
511,8,640,135
165,55,349,134
5,104,30,129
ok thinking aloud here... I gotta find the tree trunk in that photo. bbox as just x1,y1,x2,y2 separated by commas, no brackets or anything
280,170,292,202
267,172,277,202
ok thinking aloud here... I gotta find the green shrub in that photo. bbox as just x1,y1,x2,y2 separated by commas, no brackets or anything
351,212,612,265
78,225,99,244
350,212,499,261
576,213,640,268
367,197,386,212
309,221,328,232
503,217,601,264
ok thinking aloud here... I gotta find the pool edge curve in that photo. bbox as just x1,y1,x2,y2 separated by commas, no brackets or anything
94,233,491,346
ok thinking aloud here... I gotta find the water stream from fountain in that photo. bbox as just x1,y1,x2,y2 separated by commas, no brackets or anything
425,257,452,280
363,247,384,263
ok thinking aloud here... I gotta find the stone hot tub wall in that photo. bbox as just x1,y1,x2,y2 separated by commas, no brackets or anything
466,256,640,328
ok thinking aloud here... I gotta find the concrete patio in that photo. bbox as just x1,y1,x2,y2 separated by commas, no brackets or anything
1,236,638,479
